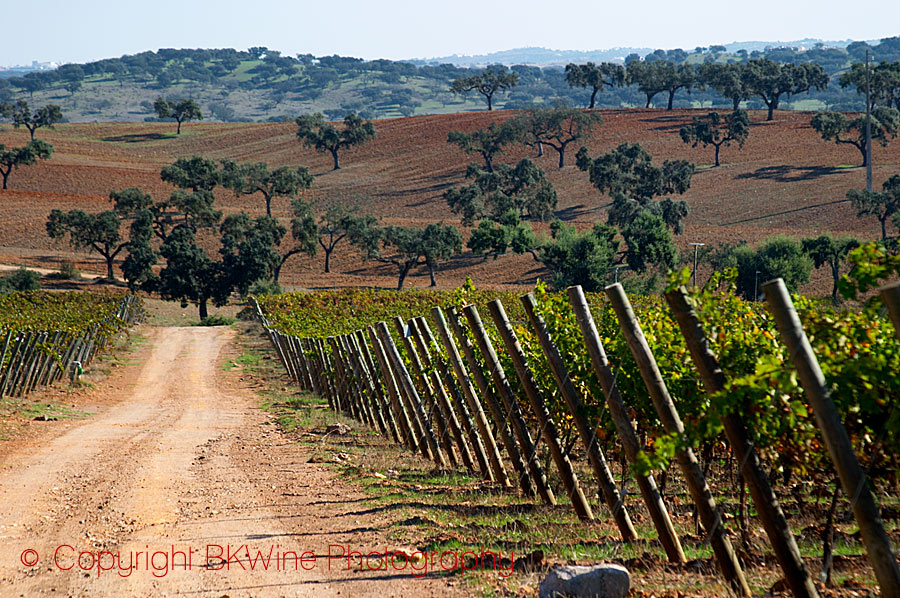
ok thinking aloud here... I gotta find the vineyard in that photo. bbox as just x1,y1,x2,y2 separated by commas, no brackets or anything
0,291,142,399
254,258,900,596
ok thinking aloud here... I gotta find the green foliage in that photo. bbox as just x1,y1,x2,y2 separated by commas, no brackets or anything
0,139,53,190
0,268,41,295
512,107,603,167
153,97,202,134
838,242,900,300
810,107,900,166
46,209,126,280
838,61,900,111
576,142,692,233
679,110,750,166
742,59,829,120
450,67,519,110
698,63,751,110
220,159,313,216
709,236,813,299
801,234,860,303
621,211,678,273
194,314,235,327
0,100,63,140
847,174,900,240
533,221,619,291
447,121,520,172
0,290,130,332
358,222,463,289
564,62,625,109
296,112,375,170
626,60,697,109
443,159,557,227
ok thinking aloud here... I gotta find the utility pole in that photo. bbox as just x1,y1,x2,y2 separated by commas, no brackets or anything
689,242,705,286
866,49,873,192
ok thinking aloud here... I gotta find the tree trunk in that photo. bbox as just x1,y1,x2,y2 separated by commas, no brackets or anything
176,120,182,135
483,152,494,173
486,93,493,111
397,263,413,290
831,261,840,306
881,216,889,241
714,143,722,167
324,247,333,273
766,96,779,121
556,146,566,168
331,148,340,170
265,196,272,217
537,141,543,157
589,87,599,109
667,89,676,110
645,93,653,108
428,262,437,287
199,297,208,320
106,256,115,280
1,170,8,190
28,127,36,141
858,142,868,167
733,96,741,111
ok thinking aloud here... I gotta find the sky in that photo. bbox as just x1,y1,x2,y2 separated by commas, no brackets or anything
2,0,899,67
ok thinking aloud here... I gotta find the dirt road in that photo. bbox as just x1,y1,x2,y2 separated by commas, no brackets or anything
0,326,457,597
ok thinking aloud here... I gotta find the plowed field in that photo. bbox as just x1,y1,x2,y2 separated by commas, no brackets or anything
1,109,896,292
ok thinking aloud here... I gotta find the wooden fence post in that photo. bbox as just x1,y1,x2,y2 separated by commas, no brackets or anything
376,321,446,467
369,326,419,453
487,298,594,521
432,307,508,486
355,329,403,444
666,285,818,597
394,317,457,467
521,293,638,540
567,286,683,557
411,317,478,473
765,278,900,598
463,303,554,504
606,283,751,597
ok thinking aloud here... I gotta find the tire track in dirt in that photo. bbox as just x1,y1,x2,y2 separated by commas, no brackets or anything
0,325,457,597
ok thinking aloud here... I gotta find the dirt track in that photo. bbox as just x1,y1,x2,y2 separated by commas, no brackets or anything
0,326,456,597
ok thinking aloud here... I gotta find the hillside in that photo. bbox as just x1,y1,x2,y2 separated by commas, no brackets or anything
0,108,897,294
3,39,899,123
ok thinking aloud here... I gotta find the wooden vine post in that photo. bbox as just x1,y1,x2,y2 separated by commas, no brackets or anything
432,307,509,486
447,306,533,494
487,298,594,521
520,293,638,541
665,285,818,598
375,321,447,468
567,286,684,562
394,317,458,467
410,317,478,474
368,326,418,453
605,283,751,598
764,278,900,598
462,304,555,505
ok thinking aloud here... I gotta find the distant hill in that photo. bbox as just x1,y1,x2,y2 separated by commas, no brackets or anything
414,40,863,67
1,38,898,123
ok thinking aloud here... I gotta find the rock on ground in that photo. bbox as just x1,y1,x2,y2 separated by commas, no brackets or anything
539,563,630,598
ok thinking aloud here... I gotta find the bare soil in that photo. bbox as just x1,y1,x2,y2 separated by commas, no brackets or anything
0,322,457,597
1,109,897,294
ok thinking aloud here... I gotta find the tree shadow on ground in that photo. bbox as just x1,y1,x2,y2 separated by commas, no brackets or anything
735,165,848,182
102,133,174,143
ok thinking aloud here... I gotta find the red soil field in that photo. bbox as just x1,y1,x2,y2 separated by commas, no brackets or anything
1,109,897,294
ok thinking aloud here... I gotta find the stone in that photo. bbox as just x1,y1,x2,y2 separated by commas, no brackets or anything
539,564,630,598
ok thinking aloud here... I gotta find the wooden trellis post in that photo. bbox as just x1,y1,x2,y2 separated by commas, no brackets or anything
765,278,900,598
606,283,750,597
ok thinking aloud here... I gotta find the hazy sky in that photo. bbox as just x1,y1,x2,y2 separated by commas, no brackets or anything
3,0,898,66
